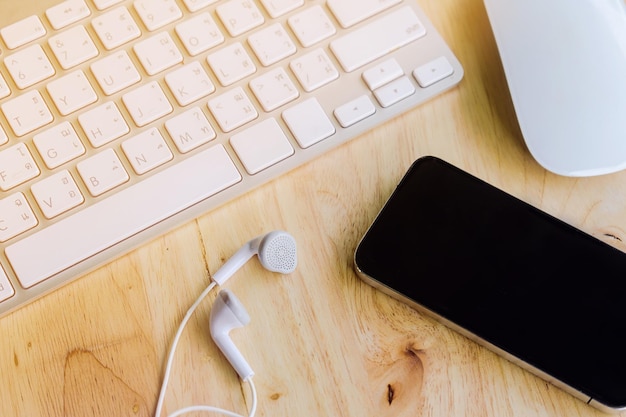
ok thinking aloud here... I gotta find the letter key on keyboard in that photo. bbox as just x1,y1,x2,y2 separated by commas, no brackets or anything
0,0,463,316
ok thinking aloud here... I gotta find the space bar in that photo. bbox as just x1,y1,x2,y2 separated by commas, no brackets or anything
6,145,241,289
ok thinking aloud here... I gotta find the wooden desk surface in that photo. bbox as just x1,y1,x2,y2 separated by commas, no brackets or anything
2,0,626,416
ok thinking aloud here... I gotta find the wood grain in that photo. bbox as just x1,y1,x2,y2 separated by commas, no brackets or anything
1,0,625,416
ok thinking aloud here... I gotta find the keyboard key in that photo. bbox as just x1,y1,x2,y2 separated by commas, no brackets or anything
7,145,241,288
208,86,258,132
216,0,264,37
46,70,98,115
413,56,455,87
288,5,336,48
282,98,335,148
165,107,216,153
1,90,54,137
330,6,426,72
259,0,303,18
91,50,141,95
5,44,55,89
249,67,299,112
175,12,224,56
33,121,86,169
248,23,296,66
92,0,124,10
79,102,130,147
46,0,91,30
165,61,215,106
0,192,38,242
181,0,218,12
134,0,183,31
122,81,173,127
362,58,404,90
121,128,173,174
77,148,129,196
206,42,256,87
373,76,415,107
0,143,41,191
327,0,401,28
0,126,7,146
48,25,99,69
289,48,338,92
31,170,85,219
134,31,183,75
92,6,141,50
230,118,294,174
0,268,14,303
0,73,10,99
0,15,46,49
334,95,376,127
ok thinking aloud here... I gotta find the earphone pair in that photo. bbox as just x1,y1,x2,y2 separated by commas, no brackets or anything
154,230,298,417
210,230,297,381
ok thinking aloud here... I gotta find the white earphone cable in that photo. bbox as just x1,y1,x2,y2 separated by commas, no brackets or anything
246,377,258,417
165,378,258,417
155,280,217,417
154,230,296,416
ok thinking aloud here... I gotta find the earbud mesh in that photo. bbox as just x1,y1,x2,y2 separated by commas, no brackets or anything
260,233,297,274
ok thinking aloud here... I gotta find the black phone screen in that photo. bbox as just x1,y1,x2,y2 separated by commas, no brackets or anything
354,156,626,410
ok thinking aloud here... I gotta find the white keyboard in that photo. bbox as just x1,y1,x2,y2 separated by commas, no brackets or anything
0,0,463,316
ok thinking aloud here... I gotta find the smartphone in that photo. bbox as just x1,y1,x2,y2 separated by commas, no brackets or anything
354,156,626,413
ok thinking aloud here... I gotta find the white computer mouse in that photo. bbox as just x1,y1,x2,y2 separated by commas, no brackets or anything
483,0,626,177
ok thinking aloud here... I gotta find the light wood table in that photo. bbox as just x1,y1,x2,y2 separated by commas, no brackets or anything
2,0,626,416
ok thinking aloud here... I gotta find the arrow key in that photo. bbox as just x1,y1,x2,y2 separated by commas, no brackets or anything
373,76,415,108
362,58,404,91
334,94,375,128
413,56,454,88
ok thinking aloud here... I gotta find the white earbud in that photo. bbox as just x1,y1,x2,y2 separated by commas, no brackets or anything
156,232,296,417
211,230,297,285
210,289,254,380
